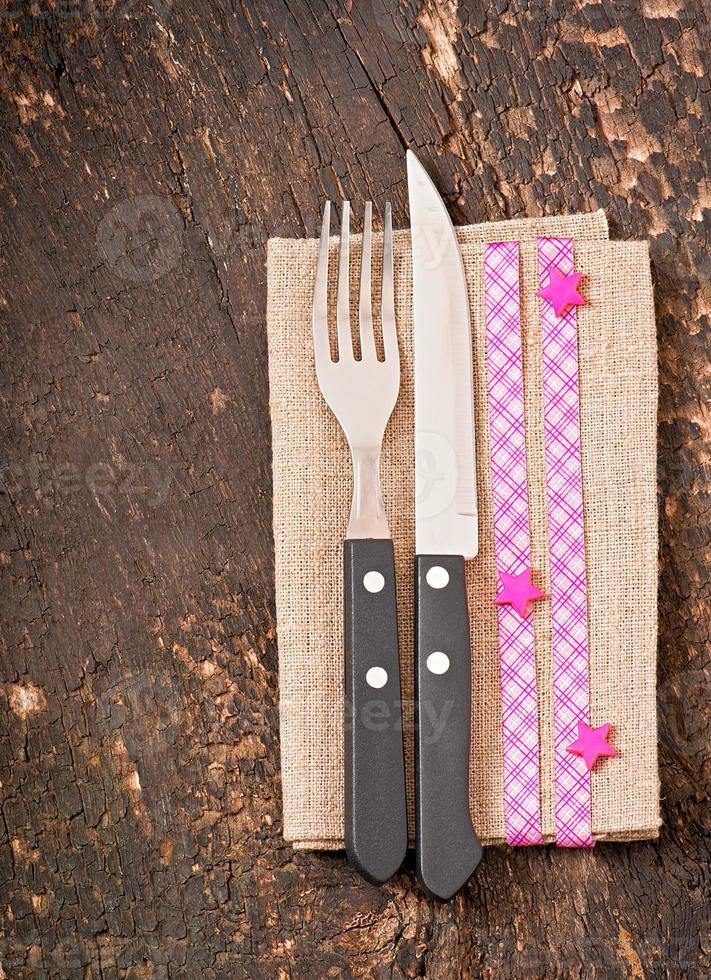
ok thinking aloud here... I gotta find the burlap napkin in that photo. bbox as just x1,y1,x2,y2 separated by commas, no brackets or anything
267,209,660,849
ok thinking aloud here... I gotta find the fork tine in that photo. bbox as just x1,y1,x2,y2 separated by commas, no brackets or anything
381,202,398,363
359,201,376,361
313,201,332,366
336,201,353,361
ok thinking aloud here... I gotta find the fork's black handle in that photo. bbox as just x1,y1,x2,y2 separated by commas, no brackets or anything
415,554,483,900
344,538,407,884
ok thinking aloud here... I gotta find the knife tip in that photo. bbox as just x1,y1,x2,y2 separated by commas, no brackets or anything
406,149,424,180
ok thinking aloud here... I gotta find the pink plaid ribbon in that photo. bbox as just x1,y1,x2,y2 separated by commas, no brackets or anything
537,237,594,848
484,241,543,846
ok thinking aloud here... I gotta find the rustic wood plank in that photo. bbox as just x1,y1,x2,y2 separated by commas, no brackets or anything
0,0,709,976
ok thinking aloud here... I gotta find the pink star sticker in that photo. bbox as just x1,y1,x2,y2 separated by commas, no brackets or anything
537,267,587,317
567,721,618,771
494,567,546,618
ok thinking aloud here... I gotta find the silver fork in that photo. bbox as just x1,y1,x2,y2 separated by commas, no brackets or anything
312,200,407,884
313,201,400,537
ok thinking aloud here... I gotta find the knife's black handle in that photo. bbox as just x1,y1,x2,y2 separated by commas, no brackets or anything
343,538,407,884
414,554,483,899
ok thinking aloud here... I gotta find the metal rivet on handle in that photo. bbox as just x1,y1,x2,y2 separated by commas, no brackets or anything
426,565,449,589
426,652,450,675
363,570,385,593
366,666,388,689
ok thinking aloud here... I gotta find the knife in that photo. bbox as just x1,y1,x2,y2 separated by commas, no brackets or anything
407,150,483,899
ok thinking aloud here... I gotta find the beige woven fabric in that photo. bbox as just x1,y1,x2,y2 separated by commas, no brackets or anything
267,210,660,849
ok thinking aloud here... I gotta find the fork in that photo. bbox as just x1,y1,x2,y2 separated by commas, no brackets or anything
313,200,407,884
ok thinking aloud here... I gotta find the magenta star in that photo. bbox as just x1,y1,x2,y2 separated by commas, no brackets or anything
567,721,618,771
493,567,546,618
537,267,586,317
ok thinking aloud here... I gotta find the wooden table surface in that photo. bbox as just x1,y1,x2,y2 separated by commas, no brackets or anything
1,2,709,977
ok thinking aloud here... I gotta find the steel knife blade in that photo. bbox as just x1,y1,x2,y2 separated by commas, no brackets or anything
408,150,478,559
407,149,483,900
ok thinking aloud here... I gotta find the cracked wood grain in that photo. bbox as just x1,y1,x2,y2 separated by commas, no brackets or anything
0,0,709,977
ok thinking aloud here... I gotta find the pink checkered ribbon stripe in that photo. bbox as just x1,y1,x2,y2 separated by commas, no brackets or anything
537,237,593,848
484,241,544,846
483,238,593,848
